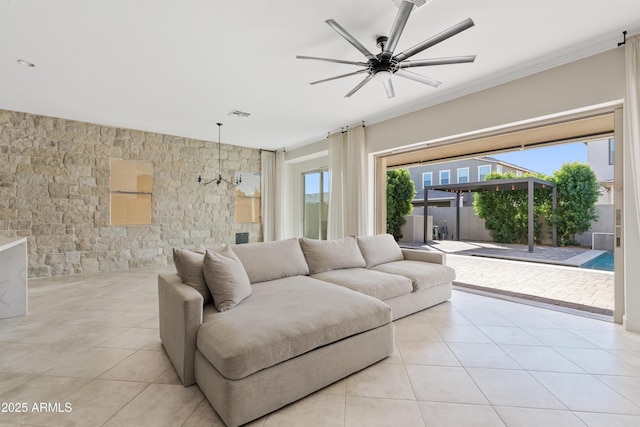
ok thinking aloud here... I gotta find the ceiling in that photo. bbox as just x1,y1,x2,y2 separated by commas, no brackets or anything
1,1,639,151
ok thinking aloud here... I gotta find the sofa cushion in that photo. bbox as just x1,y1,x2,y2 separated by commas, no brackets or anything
231,238,309,284
173,248,211,304
372,260,456,292
196,276,391,380
357,234,404,268
312,268,412,301
299,236,366,275
203,246,252,312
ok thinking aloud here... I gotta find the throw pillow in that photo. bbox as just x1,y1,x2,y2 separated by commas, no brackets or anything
203,246,252,312
231,238,309,283
357,234,404,268
173,248,212,304
299,236,366,275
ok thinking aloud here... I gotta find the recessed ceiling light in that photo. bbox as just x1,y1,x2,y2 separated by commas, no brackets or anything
17,59,35,68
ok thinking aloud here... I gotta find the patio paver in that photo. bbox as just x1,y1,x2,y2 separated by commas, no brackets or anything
401,242,615,316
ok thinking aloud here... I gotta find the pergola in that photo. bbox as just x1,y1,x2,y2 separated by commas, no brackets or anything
424,177,557,252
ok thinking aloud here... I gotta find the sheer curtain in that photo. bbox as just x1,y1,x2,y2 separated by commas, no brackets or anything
327,127,368,238
344,126,368,236
624,34,640,331
327,133,344,239
274,150,286,240
260,150,276,241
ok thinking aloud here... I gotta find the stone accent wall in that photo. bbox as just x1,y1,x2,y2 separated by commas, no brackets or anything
0,110,261,278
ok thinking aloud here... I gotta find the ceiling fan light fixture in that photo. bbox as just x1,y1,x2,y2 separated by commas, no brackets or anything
373,70,392,82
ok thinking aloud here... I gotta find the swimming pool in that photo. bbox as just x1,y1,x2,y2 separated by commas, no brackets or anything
581,252,614,271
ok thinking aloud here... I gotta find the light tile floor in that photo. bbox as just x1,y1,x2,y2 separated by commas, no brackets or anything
1,267,640,426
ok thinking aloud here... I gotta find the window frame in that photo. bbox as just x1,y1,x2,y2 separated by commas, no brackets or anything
439,170,450,185
457,167,469,184
478,165,491,182
422,172,433,188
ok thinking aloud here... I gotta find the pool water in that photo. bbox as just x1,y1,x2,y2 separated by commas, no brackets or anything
581,252,614,271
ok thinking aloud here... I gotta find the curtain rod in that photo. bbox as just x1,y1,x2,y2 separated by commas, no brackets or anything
618,31,627,47
326,121,366,138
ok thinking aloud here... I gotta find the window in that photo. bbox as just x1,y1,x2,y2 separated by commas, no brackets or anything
478,165,491,181
422,172,432,188
515,170,523,177
109,159,152,225
303,169,329,240
496,165,503,174
439,170,450,185
609,138,615,165
457,168,469,184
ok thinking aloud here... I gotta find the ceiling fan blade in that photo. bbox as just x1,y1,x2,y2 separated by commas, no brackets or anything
345,74,374,97
296,55,369,67
395,69,441,87
394,18,475,62
382,0,414,58
383,79,396,99
310,69,368,85
326,19,377,60
398,55,476,68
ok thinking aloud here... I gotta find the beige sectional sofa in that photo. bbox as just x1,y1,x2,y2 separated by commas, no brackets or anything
158,234,455,427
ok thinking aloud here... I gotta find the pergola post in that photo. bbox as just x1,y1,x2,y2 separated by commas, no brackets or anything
423,186,429,243
552,185,557,246
528,178,534,252
456,192,461,241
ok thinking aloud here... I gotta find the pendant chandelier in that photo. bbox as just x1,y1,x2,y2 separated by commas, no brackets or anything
197,122,242,187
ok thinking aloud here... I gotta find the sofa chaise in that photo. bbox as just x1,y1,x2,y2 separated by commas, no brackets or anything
158,234,455,426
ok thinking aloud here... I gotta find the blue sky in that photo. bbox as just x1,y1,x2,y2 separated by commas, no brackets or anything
492,142,587,176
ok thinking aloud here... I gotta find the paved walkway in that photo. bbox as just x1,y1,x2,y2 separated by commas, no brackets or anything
401,241,614,315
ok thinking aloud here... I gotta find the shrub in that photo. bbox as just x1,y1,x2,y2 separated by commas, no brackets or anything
552,162,600,246
386,169,416,241
473,171,551,244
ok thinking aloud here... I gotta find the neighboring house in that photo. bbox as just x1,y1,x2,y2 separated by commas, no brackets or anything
586,138,615,204
408,157,534,207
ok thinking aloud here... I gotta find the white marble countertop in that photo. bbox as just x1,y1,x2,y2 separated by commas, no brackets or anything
0,237,27,252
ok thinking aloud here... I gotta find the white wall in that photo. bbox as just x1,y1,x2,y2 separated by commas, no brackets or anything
364,49,625,155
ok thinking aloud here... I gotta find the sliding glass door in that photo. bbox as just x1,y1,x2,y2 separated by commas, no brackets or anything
303,169,329,240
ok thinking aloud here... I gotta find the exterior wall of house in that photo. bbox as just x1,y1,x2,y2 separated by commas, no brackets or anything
587,138,615,204
409,158,527,189
0,110,261,278
587,138,615,182
408,157,530,207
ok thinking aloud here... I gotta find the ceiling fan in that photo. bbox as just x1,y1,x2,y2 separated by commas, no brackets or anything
297,0,476,99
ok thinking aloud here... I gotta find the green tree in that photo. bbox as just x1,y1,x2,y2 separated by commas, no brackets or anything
473,171,551,244
553,162,600,246
386,169,416,241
